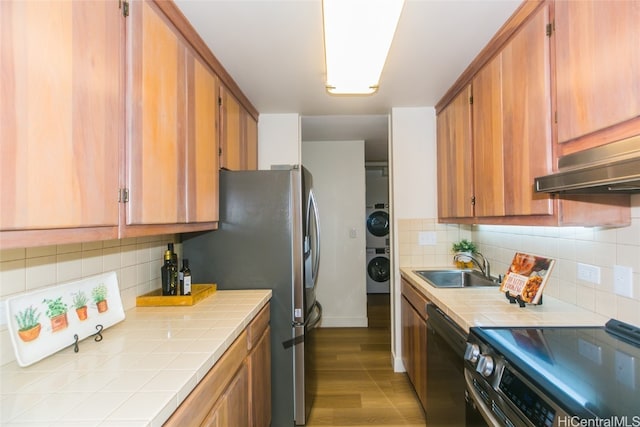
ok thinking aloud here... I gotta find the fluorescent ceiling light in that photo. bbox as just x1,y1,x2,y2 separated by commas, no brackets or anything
322,0,404,95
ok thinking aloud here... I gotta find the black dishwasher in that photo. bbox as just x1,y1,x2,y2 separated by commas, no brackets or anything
426,304,487,426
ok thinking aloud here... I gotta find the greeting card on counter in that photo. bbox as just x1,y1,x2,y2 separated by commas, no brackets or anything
500,252,555,305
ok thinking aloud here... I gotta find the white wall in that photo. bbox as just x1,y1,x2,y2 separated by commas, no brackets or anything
302,140,368,327
389,107,437,371
257,113,300,169
391,107,437,219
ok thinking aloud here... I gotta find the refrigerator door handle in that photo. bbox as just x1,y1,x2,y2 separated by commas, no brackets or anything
308,189,321,288
308,301,322,330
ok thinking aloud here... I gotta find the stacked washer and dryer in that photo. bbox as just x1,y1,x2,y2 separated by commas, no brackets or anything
366,203,390,293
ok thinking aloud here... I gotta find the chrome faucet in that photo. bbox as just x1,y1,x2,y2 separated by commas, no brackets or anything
454,251,491,280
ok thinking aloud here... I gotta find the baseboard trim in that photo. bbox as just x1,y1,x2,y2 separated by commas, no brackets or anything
393,355,406,373
319,316,368,328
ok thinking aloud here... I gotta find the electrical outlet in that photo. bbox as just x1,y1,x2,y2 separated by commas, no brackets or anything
418,231,437,246
614,265,633,298
615,350,635,389
577,263,601,284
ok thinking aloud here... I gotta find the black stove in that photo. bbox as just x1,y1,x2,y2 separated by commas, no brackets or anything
464,319,640,427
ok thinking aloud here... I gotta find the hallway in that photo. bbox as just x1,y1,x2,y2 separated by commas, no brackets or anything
306,295,426,427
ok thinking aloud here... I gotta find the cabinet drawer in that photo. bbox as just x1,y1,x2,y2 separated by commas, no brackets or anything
247,303,270,350
401,278,429,320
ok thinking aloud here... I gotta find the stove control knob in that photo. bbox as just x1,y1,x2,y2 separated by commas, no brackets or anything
476,355,495,378
464,343,480,364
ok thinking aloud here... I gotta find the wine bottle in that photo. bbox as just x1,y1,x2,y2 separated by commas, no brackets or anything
168,243,179,295
161,250,176,296
180,259,192,296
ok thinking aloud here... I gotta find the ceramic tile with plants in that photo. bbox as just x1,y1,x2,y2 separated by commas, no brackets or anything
5,271,125,367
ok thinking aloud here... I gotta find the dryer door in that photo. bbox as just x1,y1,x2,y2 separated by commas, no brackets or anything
367,254,390,283
366,210,389,237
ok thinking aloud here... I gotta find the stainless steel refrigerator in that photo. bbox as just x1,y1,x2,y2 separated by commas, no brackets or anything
182,165,321,426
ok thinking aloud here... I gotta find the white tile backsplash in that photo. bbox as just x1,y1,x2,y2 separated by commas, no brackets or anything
0,234,177,366
0,260,26,296
25,256,57,290
398,196,640,327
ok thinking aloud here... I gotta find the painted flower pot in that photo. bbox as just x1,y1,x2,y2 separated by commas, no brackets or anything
18,323,41,342
96,300,108,313
50,313,68,332
76,306,88,321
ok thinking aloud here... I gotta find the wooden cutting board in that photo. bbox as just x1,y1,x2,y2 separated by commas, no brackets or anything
136,284,217,307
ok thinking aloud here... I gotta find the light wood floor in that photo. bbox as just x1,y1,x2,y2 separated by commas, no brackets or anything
306,294,426,427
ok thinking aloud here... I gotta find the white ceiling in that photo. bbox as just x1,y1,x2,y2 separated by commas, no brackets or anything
174,0,521,161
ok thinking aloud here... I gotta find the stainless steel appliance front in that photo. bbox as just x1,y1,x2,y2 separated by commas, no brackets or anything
183,166,321,426
464,321,640,427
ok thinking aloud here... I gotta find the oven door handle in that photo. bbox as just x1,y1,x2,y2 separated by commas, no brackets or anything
464,369,503,427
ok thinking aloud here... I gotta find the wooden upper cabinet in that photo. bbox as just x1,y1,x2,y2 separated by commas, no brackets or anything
219,85,243,170
472,55,505,217
127,0,186,226
555,0,640,148
472,4,553,219
436,87,474,219
186,50,219,223
220,84,259,171
435,1,629,227
501,4,553,217
0,1,122,245
126,0,219,229
245,113,259,170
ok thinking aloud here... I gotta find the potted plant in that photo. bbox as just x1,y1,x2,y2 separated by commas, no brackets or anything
72,291,89,321
15,305,42,342
43,296,69,332
92,284,109,313
452,239,477,268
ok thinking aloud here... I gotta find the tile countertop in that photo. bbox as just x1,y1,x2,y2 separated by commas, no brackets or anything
0,289,272,427
401,267,609,333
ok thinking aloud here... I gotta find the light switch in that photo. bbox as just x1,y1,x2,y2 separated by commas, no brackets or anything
577,263,600,284
418,231,436,246
349,228,357,239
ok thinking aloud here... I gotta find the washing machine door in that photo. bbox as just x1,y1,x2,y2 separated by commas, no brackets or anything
367,254,390,283
366,210,389,237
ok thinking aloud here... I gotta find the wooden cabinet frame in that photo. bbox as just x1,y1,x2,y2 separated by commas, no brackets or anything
435,0,631,227
1,0,258,249
401,278,429,411
165,302,271,427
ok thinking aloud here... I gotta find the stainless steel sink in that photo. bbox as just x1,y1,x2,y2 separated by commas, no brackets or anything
413,269,499,288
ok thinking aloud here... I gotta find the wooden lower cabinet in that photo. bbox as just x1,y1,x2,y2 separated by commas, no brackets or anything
165,302,271,427
401,278,429,411
202,363,249,427
248,327,271,427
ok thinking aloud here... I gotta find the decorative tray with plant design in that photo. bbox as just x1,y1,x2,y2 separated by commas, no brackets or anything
5,271,125,367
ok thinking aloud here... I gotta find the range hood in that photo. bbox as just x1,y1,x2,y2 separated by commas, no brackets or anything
535,135,640,194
